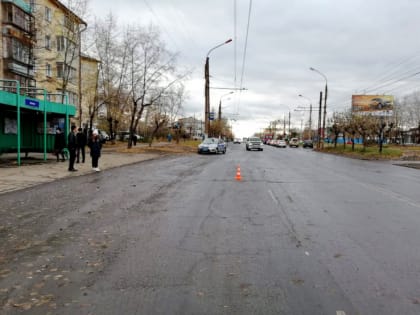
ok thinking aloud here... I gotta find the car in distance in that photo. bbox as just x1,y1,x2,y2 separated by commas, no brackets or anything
246,137,263,151
96,130,109,143
289,138,299,148
302,139,313,148
277,140,287,148
233,138,242,144
198,137,226,154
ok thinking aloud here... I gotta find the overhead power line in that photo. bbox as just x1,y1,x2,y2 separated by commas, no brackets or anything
239,0,252,92
355,51,420,94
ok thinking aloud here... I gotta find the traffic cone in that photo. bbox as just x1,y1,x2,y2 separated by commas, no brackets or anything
235,165,242,181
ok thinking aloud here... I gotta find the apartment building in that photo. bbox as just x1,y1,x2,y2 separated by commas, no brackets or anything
0,0,88,160
80,53,100,129
31,0,86,108
1,0,36,89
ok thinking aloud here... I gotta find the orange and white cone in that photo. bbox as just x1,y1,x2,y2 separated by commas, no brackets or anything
235,165,242,181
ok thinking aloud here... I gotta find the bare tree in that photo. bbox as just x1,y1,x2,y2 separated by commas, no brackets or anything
147,85,185,146
122,24,187,148
330,112,347,148
92,13,129,138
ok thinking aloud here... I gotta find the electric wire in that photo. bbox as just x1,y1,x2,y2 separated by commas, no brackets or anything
234,0,237,91
235,0,253,115
142,0,181,51
359,52,420,92
239,0,252,92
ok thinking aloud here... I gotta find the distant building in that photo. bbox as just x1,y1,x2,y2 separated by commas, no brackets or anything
80,54,100,128
179,116,203,139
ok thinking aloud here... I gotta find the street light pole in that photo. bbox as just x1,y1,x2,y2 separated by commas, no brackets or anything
218,91,234,121
204,39,232,136
317,91,323,149
298,94,313,140
310,67,328,148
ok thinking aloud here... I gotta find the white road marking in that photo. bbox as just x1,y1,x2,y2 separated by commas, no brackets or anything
336,311,346,315
268,189,278,205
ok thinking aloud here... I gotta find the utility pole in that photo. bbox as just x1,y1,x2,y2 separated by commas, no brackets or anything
308,104,312,139
283,114,286,138
288,111,291,137
322,84,328,148
317,91,323,149
204,39,232,136
310,67,328,149
204,56,210,135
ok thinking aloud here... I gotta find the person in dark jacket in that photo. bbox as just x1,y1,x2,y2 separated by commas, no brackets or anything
88,129,102,172
54,127,65,162
76,127,87,163
68,125,77,171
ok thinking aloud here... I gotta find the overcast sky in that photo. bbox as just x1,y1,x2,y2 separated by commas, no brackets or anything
88,0,420,137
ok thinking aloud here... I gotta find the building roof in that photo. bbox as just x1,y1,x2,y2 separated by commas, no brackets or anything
50,0,87,26
80,53,101,64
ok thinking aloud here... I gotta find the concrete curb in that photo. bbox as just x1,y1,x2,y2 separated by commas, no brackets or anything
0,151,161,195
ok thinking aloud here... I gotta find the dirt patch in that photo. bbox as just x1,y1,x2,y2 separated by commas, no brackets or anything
401,151,420,161
103,142,197,155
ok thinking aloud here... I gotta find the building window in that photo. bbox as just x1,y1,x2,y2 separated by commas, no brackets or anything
56,36,66,51
68,92,78,106
56,63,64,78
12,39,30,64
45,7,51,22
63,15,75,32
45,35,51,49
30,0,36,13
56,63,76,82
46,64,51,77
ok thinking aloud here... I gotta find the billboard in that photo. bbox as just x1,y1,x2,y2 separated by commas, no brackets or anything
352,95,394,116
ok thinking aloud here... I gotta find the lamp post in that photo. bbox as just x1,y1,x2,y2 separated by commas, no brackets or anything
204,39,232,136
218,91,234,121
298,94,313,140
310,67,328,148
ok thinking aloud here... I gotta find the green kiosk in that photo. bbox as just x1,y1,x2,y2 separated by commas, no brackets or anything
0,80,76,165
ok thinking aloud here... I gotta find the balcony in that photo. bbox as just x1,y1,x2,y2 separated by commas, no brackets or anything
2,0,32,13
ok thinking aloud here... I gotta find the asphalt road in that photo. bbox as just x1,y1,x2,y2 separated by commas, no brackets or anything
1,143,420,314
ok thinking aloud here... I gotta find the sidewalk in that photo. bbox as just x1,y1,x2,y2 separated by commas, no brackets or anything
0,145,161,195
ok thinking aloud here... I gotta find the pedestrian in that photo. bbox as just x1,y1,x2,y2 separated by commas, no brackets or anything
54,127,65,162
88,129,102,172
76,127,87,163
131,133,137,146
68,125,77,172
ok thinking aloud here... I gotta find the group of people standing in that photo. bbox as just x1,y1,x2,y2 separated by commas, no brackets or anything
54,126,102,172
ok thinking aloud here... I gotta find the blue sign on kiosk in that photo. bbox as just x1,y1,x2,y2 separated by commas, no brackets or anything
25,99,40,108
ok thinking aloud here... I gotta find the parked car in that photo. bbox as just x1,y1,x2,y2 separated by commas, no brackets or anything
303,139,313,148
277,140,287,148
198,137,226,154
289,138,299,148
98,130,110,141
120,132,144,141
246,137,263,151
